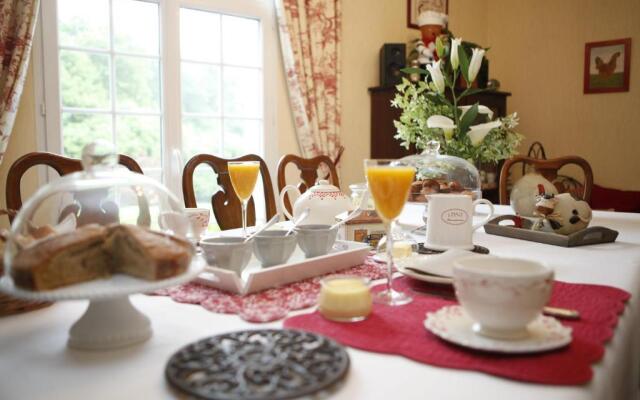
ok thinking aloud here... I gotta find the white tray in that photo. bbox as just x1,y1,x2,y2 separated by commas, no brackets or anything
196,240,371,295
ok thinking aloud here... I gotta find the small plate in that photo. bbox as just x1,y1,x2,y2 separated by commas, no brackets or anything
424,305,572,353
395,254,454,285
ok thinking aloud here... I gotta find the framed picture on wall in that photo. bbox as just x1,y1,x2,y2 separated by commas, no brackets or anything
584,38,631,94
407,0,448,29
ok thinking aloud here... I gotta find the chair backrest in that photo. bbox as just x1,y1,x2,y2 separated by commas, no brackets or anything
522,141,547,175
499,155,594,205
277,154,340,215
6,152,143,224
182,153,277,230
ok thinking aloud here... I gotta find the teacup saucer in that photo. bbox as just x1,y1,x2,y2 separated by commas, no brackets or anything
424,305,572,354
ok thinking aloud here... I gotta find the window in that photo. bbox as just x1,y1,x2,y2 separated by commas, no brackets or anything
39,0,276,216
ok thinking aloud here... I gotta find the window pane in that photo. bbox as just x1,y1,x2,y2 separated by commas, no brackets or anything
222,15,260,67
222,67,261,118
223,119,261,158
116,115,161,169
116,56,160,112
180,9,220,62
62,113,112,158
192,165,220,214
182,117,221,159
113,0,159,55
58,0,110,49
60,50,110,109
181,63,220,115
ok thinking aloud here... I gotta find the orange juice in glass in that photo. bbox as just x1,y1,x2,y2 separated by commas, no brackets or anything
365,159,415,306
228,161,260,236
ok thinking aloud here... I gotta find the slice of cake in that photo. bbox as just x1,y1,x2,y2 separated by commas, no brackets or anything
10,224,193,291
106,224,192,281
11,225,111,291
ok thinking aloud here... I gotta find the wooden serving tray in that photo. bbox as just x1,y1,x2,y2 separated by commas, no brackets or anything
484,215,619,247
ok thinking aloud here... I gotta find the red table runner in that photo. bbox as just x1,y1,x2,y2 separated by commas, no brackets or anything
284,277,630,385
151,257,388,322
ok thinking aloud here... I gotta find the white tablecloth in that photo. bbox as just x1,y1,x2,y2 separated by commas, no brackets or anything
1,205,640,400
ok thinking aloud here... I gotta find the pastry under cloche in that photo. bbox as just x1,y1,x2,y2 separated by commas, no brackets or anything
400,140,482,203
2,141,194,292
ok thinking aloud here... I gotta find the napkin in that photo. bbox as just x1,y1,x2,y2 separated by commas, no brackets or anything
401,248,478,277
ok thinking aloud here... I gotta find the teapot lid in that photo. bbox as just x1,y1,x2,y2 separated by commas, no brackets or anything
309,180,340,193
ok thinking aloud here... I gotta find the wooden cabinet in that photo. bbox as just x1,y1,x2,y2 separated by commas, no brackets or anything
369,86,511,202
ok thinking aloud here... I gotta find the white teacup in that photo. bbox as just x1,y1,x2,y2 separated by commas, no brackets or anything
158,211,190,238
453,256,554,339
184,208,210,239
425,194,494,250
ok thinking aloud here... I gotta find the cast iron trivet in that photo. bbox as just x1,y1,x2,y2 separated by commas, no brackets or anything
417,243,490,255
165,329,350,400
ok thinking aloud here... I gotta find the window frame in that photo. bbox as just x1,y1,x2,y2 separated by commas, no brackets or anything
35,0,278,198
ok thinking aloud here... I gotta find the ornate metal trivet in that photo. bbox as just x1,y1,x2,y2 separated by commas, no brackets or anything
418,243,490,255
165,329,350,400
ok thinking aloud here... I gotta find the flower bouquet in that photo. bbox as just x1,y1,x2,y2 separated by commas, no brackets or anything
392,36,523,166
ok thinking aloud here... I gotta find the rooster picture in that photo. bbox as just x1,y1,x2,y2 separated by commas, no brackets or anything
595,52,621,78
585,39,630,93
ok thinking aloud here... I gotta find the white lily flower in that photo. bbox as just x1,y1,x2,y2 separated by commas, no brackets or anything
468,120,502,146
459,105,494,120
468,48,485,83
450,38,462,70
427,115,456,140
426,60,445,94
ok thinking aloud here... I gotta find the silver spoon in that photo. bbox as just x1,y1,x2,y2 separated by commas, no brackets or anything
285,208,311,236
244,213,280,243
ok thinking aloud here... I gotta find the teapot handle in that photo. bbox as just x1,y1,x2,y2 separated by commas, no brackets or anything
279,185,301,220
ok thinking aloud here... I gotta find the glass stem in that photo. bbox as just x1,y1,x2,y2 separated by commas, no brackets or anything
384,220,394,294
241,200,248,237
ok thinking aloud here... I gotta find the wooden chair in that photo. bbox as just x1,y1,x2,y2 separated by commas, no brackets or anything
6,152,143,224
182,153,277,230
499,156,594,204
277,151,341,216
522,141,547,175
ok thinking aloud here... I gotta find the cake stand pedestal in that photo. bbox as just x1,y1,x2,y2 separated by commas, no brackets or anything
68,296,152,350
0,256,205,352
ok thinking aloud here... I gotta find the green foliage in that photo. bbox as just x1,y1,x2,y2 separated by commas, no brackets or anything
393,31,524,164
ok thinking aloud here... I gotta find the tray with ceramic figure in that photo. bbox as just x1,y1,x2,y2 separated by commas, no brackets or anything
195,240,371,295
484,215,618,247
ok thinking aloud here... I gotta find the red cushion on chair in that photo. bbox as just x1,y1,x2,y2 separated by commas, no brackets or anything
590,184,640,212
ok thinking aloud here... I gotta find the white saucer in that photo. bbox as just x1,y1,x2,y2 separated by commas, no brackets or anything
424,305,572,353
395,254,454,285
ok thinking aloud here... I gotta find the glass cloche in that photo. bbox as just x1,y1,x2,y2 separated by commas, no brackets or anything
2,141,197,294
400,140,482,203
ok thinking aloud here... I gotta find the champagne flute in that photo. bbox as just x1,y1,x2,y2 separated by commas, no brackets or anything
228,161,261,237
364,159,415,306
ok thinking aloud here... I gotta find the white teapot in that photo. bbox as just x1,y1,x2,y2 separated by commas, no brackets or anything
279,180,351,225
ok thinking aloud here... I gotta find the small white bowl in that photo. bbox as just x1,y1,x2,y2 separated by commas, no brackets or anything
453,256,554,339
253,230,297,267
200,237,253,273
294,224,338,258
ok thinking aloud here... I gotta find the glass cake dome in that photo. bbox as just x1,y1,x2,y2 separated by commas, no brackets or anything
2,141,195,290
400,140,482,203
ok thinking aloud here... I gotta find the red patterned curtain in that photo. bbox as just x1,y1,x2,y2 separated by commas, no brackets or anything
275,0,342,162
0,0,40,165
